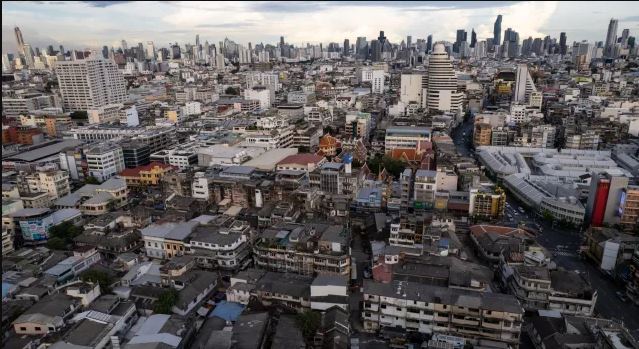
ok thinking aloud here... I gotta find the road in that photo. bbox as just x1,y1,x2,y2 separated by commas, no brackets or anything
453,117,639,331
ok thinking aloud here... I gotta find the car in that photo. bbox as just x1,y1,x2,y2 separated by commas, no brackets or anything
616,291,628,302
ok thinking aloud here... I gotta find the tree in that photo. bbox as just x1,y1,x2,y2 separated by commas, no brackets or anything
46,237,67,250
225,86,239,95
81,269,114,293
69,111,88,119
154,288,179,314
541,209,554,223
296,310,321,342
367,154,406,178
84,176,101,185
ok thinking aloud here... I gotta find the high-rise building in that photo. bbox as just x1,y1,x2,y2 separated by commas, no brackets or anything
400,73,424,105
503,28,520,58
356,37,367,59
195,34,200,47
513,64,537,103
407,35,412,48
371,70,385,94
370,40,381,62
22,44,34,68
470,29,477,48
56,57,127,111
424,43,464,114
494,15,503,45
145,41,155,60
604,18,618,57
621,28,630,48
102,46,109,59
343,39,350,56
454,29,467,53
14,26,25,49
121,40,128,51
426,35,432,53
559,32,567,55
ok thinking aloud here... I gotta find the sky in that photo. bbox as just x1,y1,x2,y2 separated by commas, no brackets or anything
2,1,639,54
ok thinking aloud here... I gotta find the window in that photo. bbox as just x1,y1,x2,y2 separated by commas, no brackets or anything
20,327,27,331
35,327,41,331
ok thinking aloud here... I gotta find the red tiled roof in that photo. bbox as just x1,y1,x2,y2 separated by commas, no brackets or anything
119,161,175,177
277,153,325,166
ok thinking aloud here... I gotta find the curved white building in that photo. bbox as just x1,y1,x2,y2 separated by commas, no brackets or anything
424,43,464,115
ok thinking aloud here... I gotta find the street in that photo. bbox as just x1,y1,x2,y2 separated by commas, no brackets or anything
451,116,639,331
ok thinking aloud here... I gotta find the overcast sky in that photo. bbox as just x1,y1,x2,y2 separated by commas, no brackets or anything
2,1,639,54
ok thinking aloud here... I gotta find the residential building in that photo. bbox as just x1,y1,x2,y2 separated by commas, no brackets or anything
56,58,127,111
362,280,523,347
119,162,175,188
86,142,125,182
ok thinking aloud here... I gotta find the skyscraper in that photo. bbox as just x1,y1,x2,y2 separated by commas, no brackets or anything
356,37,367,59
425,43,464,114
343,39,350,56
370,40,381,62
407,35,412,48
559,32,567,55
196,34,200,47
121,40,128,51
470,29,477,48
426,35,433,53
454,29,467,53
494,15,503,45
145,41,155,60
56,57,127,111
503,28,520,58
604,18,618,57
14,26,25,49
102,46,109,59
621,28,630,47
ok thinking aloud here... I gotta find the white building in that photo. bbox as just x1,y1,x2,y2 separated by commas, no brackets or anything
86,142,125,182
120,105,139,127
424,43,464,114
180,101,201,117
400,73,424,105
245,72,280,92
371,70,385,94
244,87,271,110
513,64,537,104
56,58,127,111
310,275,349,311
384,126,431,152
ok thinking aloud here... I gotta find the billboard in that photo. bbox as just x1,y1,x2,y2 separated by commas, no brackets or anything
616,189,627,217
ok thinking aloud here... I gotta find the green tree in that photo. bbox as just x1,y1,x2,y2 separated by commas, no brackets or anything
367,154,406,178
69,111,88,119
46,237,67,250
225,86,239,95
47,222,83,248
154,288,179,314
80,269,114,293
541,209,554,222
296,310,321,341
84,176,101,185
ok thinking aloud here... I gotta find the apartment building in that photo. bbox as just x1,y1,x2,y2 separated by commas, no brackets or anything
499,263,597,316
56,58,127,111
119,162,175,188
253,223,351,276
189,218,252,271
17,166,71,201
469,188,506,220
85,142,125,182
362,280,523,347
385,126,431,152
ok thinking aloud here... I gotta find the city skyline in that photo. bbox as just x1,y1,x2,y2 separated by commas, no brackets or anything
2,1,639,53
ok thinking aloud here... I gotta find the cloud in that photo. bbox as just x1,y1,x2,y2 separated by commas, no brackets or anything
622,15,639,22
81,1,134,8
196,22,257,29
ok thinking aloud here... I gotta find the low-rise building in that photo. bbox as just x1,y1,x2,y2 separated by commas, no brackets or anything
362,280,523,347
